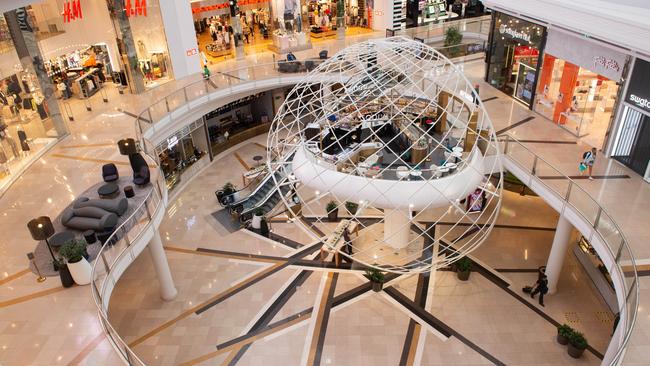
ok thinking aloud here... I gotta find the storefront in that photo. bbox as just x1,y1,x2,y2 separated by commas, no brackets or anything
405,0,459,28
45,44,114,100
534,29,627,146
610,58,650,182
307,0,371,35
485,12,545,108
269,0,311,52
155,119,209,191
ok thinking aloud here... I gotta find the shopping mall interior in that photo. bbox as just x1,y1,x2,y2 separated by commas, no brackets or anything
0,0,649,365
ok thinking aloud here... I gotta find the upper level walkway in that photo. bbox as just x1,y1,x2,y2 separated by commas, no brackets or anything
0,25,648,365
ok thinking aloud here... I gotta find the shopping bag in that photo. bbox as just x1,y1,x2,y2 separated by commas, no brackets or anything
579,162,587,172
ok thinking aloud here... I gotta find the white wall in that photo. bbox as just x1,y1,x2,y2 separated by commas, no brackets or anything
34,0,121,71
158,0,201,79
371,0,394,31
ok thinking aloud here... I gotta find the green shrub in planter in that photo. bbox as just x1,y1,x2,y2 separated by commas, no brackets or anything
326,201,338,222
567,331,588,358
364,268,385,292
557,324,573,345
254,207,264,216
223,182,236,195
59,239,87,264
345,201,359,215
456,257,472,281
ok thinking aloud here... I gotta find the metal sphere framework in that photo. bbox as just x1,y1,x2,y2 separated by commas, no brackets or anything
267,37,503,274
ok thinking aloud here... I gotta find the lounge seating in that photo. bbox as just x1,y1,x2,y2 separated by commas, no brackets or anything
73,197,128,216
278,60,302,73
102,163,119,182
319,50,328,59
61,206,118,231
129,153,150,186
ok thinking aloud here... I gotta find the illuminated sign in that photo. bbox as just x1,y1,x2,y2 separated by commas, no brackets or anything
62,0,82,23
498,24,531,42
593,56,621,73
125,0,147,17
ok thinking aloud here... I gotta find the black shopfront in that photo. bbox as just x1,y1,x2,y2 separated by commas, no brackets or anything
485,11,546,108
611,58,650,181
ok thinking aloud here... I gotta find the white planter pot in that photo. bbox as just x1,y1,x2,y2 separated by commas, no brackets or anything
68,258,92,285
252,214,263,229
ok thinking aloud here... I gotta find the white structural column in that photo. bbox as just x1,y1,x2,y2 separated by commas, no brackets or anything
384,208,411,250
149,229,178,300
545,215,573,294
158,0,201,79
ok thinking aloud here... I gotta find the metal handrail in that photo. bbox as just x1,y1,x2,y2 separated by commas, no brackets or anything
503,134,638,365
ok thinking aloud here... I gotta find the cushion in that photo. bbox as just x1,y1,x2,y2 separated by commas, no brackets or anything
73,206,111,219
74,197,128,216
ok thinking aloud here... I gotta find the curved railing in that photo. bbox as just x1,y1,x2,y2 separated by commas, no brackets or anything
89,145,165,366
91,33,636,365
502,135,638,365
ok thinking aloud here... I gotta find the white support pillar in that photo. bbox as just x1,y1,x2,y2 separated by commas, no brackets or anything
384,208,411,250
149,230,178,301
158,0,201,79
545,215,573,294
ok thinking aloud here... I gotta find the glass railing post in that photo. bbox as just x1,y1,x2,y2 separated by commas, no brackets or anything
594,207,602,229
531,156,538,175
165,97,170,113
565,181,573,201
183,87,189,102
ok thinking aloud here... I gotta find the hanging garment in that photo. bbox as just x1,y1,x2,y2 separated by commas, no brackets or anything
0,91,7,105
17,130,29,152
22,97,33,110
36,103,48,120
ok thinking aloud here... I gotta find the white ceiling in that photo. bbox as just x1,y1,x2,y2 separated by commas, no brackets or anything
483,0,650,58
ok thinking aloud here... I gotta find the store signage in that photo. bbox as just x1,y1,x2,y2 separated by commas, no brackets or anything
124,0,147,17
62,0,82,23
192,2,229,14
593,56,621,73
625,59,650,114
186,48,198,57
545,29,626,81
498,24,531,42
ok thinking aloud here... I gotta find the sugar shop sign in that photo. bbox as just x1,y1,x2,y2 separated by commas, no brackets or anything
498,24,531,42
593,56,621,73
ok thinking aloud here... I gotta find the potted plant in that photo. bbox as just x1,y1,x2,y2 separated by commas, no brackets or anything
456,257,472,281
56,258,74,288
364,268,385,292
260,216,270,238
252,207,264,229
59,239,92,285
326,201,338,222
217,182,237,205
557,324,573,345
444,26,463,57
567,331,588,358
345,201,359,215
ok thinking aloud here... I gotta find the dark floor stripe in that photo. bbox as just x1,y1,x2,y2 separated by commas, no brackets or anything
495,116,536,135
216,273,400,351
426,221,556,232
495,268,541,273
207,79,218,89
226,271,314,365
299,216,326,237
439,240,510,289
196,247,286,262
385,287,506,366
118,109,150,123
268,232,304,249
537,174,630,180
311,273,339,366
195,242,322,315
512,139,577,145
217,71,244,80
481,96,498,102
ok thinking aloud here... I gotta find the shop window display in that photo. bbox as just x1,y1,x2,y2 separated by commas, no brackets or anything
46,45,113,100
535,57,619,139
156,121,206,191
269,0,311,52
486,12,545,107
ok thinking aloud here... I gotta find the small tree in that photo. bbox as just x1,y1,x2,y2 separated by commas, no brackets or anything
444,27,463,57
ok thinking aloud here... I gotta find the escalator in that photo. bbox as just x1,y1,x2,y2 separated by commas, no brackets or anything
216,150,296,224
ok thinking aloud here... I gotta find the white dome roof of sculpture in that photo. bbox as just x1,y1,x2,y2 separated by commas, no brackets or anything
267,37,503,273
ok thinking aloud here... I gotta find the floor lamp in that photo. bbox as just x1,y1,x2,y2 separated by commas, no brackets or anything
27,216,58,271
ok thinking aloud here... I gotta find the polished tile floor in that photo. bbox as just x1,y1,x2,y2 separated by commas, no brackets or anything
0,31,648,365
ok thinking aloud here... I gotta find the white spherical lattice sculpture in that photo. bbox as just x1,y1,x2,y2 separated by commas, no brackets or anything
267,37,502,273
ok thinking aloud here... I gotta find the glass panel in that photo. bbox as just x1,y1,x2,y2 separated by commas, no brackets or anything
506,141,536,172
185,81,207,101
534,158,570,198
148,98,169,122
166,88,187,113
567,185,599,225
